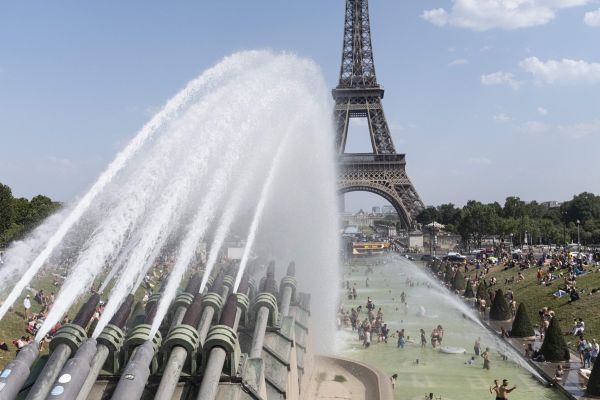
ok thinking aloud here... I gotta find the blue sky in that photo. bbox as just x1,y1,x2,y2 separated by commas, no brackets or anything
1,1,599,211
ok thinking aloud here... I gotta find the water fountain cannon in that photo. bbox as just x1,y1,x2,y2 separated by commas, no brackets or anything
45,338,98,400
75,295,136,400
258,261,276,292
221,274,235,300
196,295,242,400
169,273,202,330
109,294,135,329
25,294,101,400
0,343,39,400
110,341,155,400
279,261,297,317
72,293,101,328
247,277,257,301
153,291,205,400
249,270,279,359
234,273,251,329
121,319,162,374
209,270,225,295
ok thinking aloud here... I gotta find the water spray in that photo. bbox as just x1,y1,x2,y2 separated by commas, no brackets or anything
233,132,291,292
0,55,233,322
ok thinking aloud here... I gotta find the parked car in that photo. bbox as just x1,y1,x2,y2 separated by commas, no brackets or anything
420,254,440,262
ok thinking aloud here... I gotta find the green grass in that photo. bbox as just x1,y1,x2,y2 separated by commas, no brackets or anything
464,262,600,351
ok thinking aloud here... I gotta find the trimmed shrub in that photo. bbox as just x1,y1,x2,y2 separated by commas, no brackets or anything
464,279,475,298
489,289,512,321
475,282,489,303
510,303,534,337
540,318,570,362
587,353,600,395
452,270,466,291
445,265,454,283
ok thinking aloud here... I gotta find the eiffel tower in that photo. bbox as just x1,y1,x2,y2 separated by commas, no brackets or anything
334,0,424,230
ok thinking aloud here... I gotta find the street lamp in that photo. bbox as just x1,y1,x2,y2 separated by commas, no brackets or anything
577,219,581,248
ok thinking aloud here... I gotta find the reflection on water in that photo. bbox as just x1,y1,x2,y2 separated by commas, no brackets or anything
335,256,567,400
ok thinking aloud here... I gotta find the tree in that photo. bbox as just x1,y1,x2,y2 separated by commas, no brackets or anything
456,201,499,247
587,354,600,395
475,282,489,303
464,279,475,298
489,289,512,321
503,196,527,219
0,183,14,235
452,269,465,291
416,206,439,225
510,303,534,337
444,264,453,283
540,318,570,362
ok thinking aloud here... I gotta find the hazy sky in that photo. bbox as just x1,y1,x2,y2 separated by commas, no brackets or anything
1,1,599,212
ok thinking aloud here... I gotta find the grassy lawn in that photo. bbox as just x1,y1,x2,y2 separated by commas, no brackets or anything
463,261,600,351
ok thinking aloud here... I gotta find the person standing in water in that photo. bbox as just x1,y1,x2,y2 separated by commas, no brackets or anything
497,379,517,399
481,347,491,370
474,337,481,356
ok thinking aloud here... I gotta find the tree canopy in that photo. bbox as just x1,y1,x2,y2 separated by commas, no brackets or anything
417,193,600,246
0,182,61,247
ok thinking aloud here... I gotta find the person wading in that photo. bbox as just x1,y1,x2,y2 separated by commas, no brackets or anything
497,379,516,399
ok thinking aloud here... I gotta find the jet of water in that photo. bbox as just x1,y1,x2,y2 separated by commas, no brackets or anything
396,255,547,383
0,51,271,324
233,131,291,293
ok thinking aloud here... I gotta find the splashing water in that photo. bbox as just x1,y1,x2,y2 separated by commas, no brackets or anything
92,51,337,338
394,255,546,383
233,132,291,293
199,155,261,293
0,51,275,324
1,50,339,354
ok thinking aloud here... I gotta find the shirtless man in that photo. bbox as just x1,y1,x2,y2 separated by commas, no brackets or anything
497,379,517,399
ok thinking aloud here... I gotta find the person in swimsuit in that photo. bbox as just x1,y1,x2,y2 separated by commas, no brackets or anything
497,379,517,399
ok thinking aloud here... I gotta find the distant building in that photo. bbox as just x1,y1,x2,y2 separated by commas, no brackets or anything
339,209,384,228
372,206,381,214
382,205,395,214
541,201,561,208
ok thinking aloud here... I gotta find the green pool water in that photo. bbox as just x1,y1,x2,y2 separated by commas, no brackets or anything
335,257,567,400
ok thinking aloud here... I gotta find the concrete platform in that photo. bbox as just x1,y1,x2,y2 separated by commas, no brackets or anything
306,355,393,400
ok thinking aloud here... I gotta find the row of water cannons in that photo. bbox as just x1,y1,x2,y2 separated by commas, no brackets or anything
0,261,298,400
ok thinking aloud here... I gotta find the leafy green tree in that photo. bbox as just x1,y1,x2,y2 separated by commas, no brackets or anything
444,264,453,283
457,201,499,247
416,206,439,225
475,282,489,303
452,269,465,291
503,196,527,219
540,318,570,362
0,183,14,236
464,279,475,298
489,289,512,321
510,303,534,337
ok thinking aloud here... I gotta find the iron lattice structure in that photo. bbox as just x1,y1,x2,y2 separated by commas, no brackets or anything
334,0,424,229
